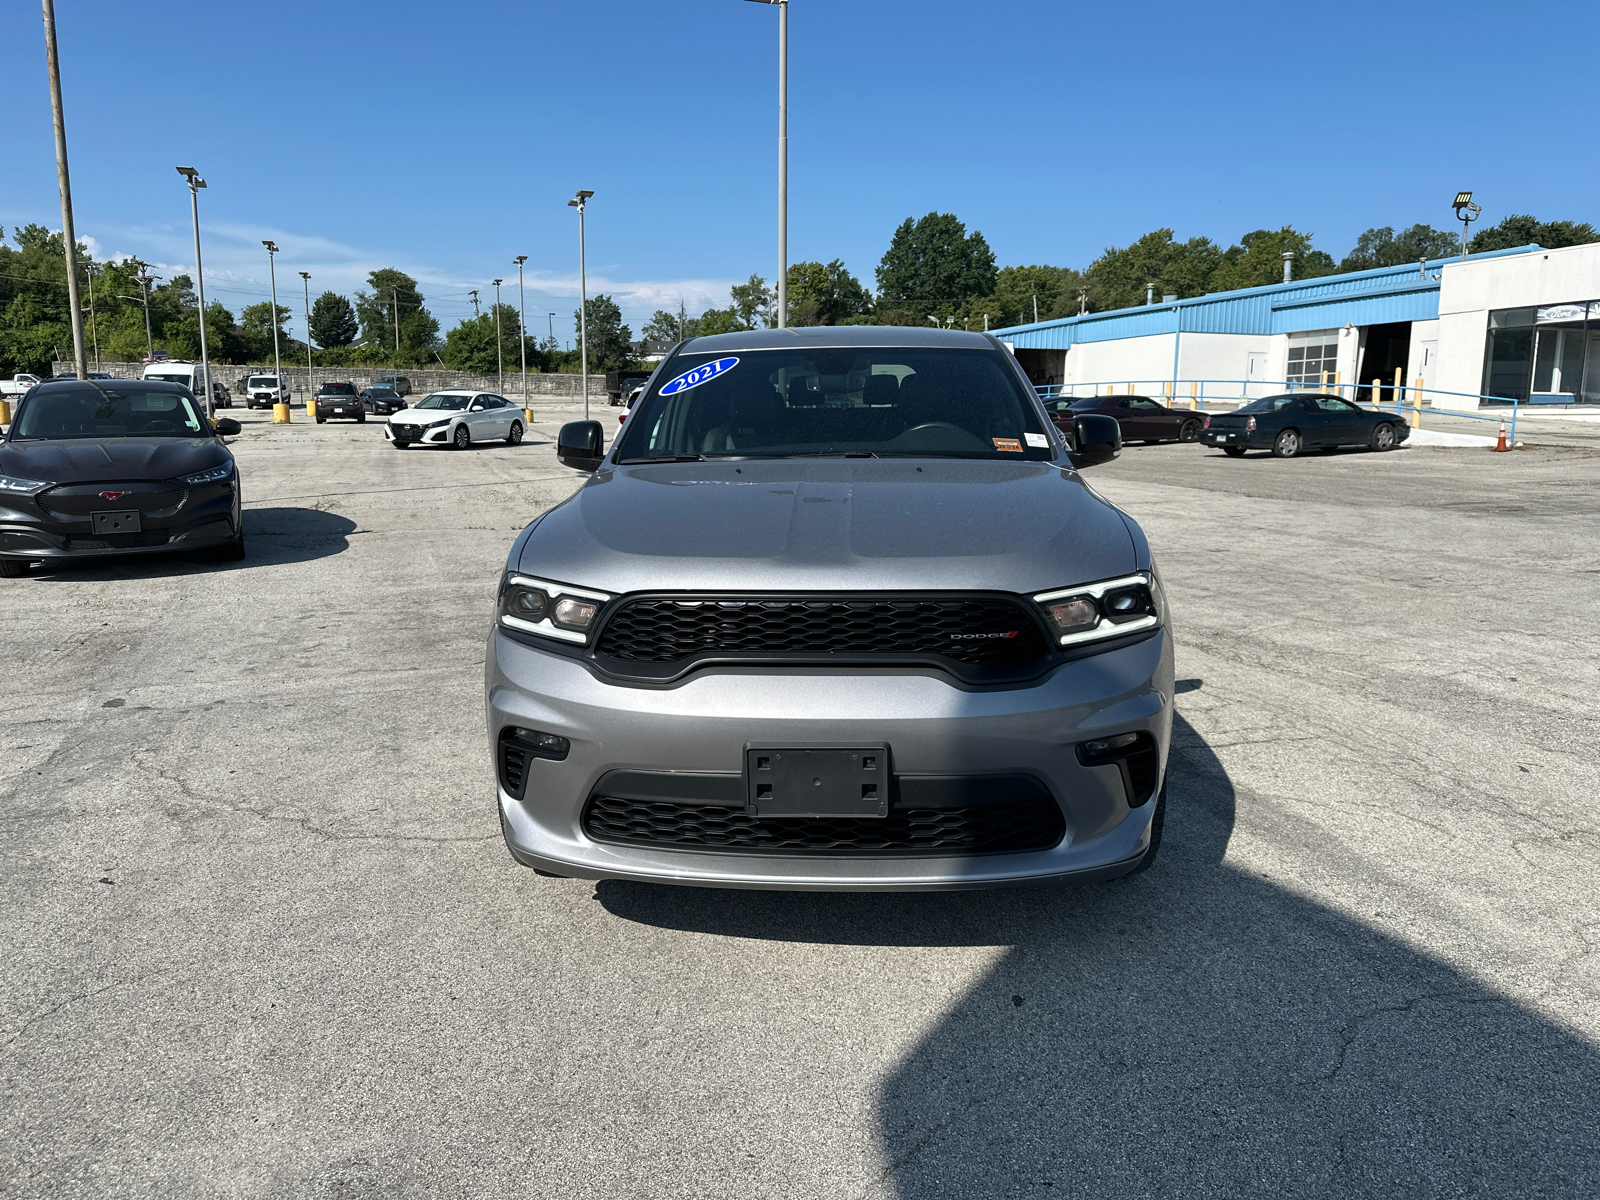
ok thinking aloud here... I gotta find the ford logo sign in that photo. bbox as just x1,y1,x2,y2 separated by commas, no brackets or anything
99,491,132,501
659,357,739,396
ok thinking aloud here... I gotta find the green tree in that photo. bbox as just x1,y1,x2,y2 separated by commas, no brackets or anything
1340,224,1461,271
164,300,246,364
696,307,746,336
1209,227,1336,292
574,294,632,371
240,301,292,360
730,274,774,329
354,268,438,360
309,291,358,348
442,313,498,371
643,305,697,348
875,212,997,315
786,259,872,326
1081,230,1225,312
1469,214,1600,253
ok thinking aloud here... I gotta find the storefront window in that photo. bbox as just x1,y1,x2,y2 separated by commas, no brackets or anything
1487,301,1600,404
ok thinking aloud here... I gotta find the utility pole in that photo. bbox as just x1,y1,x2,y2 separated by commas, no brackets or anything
391,286,399,352
262,240,282,388
1032,294,1039,324
513,256,528,407
133,261,157,358
42,0,87,381
567,190,593,420
298,271,312,389
547,313,555,346
85,263,99,371
491,278,504,393
469,289,480,317
176,166,211,417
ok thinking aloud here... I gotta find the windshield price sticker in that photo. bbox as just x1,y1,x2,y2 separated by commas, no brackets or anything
660,357,740,396
993,438,1023,453
1024,432,1049,448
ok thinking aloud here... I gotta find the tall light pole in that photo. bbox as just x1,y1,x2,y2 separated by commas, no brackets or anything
513,255,529,407
1453,191,1481,262
567,190,594,419
547,313,555,346
42,0,88,381
176,166,212,417
298,271,312,388
262,240,282,387
492,278,504,392
745,0,788,328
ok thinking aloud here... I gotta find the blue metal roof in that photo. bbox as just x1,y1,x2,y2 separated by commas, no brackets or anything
996,246,1539,348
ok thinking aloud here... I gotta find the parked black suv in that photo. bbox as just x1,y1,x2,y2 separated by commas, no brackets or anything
314,381,365,423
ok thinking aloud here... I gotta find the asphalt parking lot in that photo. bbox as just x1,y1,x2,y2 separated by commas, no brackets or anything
4,409,1598,1198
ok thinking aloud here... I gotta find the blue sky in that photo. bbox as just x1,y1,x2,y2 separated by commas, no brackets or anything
2,0,1593,345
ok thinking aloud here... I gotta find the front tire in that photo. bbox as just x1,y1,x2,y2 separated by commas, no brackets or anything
506,421,523,446
213,533,245,562
453,424,470,450
1271,428,1301,458
1370,422,1397,451
1122,779,1167,876
1222,446,1247,457
1179,418,1201,442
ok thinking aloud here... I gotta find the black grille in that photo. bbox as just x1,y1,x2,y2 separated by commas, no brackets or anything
392,423,422,439
65,530,171,550
582,796,1065,856
596,596,1049,666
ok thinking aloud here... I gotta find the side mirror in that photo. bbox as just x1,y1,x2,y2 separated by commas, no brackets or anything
557,420,605,471
470,405,484,412
214,418,241,436
1069,413,1121,466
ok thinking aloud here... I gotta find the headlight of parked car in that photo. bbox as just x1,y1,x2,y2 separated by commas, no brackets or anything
0,473,53,496
179,462,234,486
497,573,612,644
426,417,452,429
1032,572,1164,648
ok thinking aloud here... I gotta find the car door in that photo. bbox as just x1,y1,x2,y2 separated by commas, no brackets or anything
1125,396,1173,439
468,394,501,437
484,395,513,436
1315,397,1366,444
1290,396,1332,446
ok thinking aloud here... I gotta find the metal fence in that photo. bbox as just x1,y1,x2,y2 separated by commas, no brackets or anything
52,361,609,402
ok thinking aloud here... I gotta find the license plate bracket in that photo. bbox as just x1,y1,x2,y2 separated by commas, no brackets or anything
91,510,141,534
745,745,889,818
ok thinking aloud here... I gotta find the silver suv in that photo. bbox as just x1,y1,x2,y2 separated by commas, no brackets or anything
486,327,1171,890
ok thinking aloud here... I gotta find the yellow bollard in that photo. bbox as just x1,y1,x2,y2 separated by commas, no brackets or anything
524,408,535,425
1127,382,1135,394
1371,377,1381,410
305,399,316,419
0,398,10,425
1334,370,1342,399
1189,381,1198,411
273,402,291,424
1411,376,1424,427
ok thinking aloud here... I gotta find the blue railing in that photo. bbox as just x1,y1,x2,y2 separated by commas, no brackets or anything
1036,378,1522,443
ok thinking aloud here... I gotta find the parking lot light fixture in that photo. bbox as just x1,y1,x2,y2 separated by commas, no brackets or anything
568,191,594,419
1452,191,1481,261
176,166,213,417
298,271,312,385
262,240,282,387
744,0,788,328
514,256,529,408
492,279,505,392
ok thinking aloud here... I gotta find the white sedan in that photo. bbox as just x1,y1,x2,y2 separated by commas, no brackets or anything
384,390,525,450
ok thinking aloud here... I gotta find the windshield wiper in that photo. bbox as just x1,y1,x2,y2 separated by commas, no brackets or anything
618,454,706,464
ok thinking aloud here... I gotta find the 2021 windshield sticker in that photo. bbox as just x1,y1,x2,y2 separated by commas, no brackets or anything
659,357,740,396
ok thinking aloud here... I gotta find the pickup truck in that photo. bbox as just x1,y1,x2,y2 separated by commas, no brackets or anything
605,369,651,405
0,374,42,399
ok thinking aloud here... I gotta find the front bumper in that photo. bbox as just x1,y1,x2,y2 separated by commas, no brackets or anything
384,422,450,444
486,627,1174,890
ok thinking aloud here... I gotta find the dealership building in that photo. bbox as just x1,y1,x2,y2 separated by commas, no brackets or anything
995,241,1600,411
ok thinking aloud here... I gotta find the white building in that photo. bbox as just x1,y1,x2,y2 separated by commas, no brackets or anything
996,242,1600,411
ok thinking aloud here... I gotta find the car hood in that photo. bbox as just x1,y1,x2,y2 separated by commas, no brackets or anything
0,437,229,484
515,459,1138,594
389,407,452,421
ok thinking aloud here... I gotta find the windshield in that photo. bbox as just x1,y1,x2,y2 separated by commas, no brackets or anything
414,394,468,410
1234,394,1301,414
249,376,278,387
14,384,206,440
614,347,1053,462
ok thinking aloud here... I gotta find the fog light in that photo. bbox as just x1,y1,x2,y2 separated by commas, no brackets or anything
508,727,569,759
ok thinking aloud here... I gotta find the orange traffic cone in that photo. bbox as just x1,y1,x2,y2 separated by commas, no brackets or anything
1494,421,1509,452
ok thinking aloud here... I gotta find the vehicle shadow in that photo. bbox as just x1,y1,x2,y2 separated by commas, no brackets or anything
597,715,1600,1194
21,506,358,580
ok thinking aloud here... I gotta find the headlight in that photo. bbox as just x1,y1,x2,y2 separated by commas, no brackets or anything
426,417,452,429
1033,572,1163,648
497,572,612,644
179,462,234,486
0,474,52,496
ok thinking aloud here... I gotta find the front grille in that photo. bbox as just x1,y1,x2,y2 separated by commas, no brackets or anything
65,530,170,550
596,596,1049,667
392,424,421,438
582,795,1065,856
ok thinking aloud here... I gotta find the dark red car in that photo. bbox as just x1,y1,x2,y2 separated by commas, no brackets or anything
1052,395,1204,445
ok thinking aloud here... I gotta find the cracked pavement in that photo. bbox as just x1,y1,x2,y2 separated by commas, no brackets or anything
3,416,1597,1198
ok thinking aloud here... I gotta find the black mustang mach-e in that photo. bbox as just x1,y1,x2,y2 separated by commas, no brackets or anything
0,379,244,577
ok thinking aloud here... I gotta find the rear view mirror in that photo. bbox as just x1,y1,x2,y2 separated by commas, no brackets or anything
214,418,241,437
557,420,605,471
1069,413,1121,466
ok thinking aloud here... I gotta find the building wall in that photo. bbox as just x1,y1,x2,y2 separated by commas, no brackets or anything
1405,319,1441,401
1061,333,1173,389
1432,242,1600,409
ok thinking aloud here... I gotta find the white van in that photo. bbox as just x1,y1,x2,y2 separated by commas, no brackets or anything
244,373,292,408
142,361,229,409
